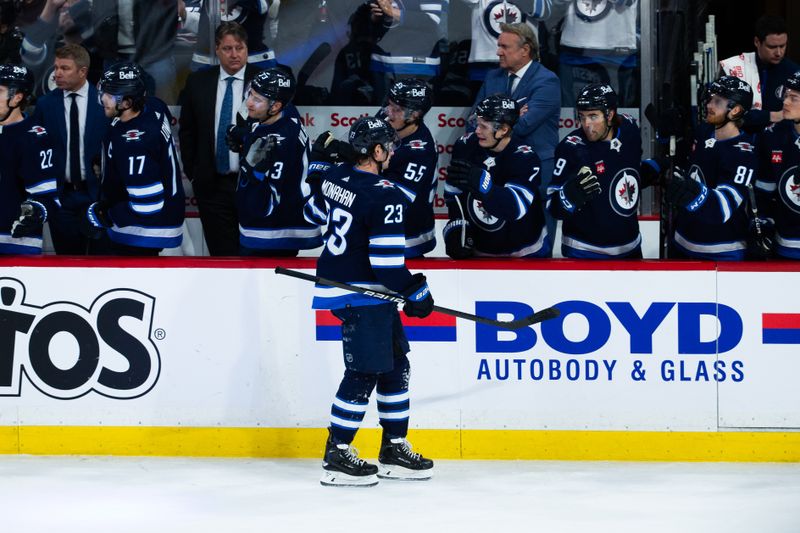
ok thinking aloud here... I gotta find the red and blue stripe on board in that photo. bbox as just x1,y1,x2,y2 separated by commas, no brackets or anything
316,310,457,342
762,313,800,344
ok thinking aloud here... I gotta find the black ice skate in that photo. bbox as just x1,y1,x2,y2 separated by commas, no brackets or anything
321,432,378,487
377,436,434,480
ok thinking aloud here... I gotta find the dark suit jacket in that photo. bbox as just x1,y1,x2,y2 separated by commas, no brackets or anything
32,84,110,200
474,61,561,162
178,64,261,193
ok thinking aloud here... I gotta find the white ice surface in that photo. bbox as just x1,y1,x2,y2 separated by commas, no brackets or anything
1,456,798,532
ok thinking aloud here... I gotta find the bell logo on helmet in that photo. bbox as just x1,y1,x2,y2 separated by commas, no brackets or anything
278,77,290,88
410,88,426,97
367,119,384,129
119,70,136,80
501,100,514,109
12,66,26,75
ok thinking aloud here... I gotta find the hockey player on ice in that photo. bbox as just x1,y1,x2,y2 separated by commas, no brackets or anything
306,116,435,487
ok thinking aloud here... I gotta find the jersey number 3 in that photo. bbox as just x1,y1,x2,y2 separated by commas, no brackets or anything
326,207,353,255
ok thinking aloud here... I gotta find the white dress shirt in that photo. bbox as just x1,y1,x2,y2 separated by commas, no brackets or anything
508,60,532,96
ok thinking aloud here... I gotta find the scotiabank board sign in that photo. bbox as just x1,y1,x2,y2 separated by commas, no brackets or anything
0,259,795,432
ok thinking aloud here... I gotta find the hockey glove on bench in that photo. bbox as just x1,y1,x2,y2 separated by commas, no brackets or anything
559,166,601,212
665,167,707,210
446,160,493,197
11,200,47,238
443,218,474,259
401,273,434,319
85,201,112,239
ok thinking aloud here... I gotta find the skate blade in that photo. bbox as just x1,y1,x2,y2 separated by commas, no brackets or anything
377,463,433,481
320,470,379,487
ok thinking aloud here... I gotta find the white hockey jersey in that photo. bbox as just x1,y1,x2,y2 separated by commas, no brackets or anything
463,0,550,63
558,0,637,51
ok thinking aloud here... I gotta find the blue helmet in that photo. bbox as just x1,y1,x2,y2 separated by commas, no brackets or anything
349,116,400,156
99,62,146,99
0,63,34,100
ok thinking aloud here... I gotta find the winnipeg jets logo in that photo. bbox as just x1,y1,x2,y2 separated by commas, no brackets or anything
469,197,504,232
575,0,613,23
266,133,285,145
374,179,395,189
565,135,583,146
484,1,525,38
772,150,783,164
407,140,427,150
609,138,622,152
28,126,47,136
609,168,640,217
483,156,496,170
704,138,717,149
515,145,533,154
734,141,754,152
779,166,800,214
122,130,145,141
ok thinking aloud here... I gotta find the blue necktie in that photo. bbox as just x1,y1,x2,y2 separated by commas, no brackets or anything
506,73,516,96
216,76,235,174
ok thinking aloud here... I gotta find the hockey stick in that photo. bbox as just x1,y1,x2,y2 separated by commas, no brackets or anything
275,266,560,330
297,42,332,89
644,102,675,259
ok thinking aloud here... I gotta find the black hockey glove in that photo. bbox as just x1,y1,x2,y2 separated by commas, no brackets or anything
559,166,601,212
401,273,434,319
244,135,279,182
665,168,707,210
443,218,474,259
11,200,47,238
225,124,250,154
640,157,669,188
748,216,775,259
85,201,112,239
446,160,493,197
311,131,356,164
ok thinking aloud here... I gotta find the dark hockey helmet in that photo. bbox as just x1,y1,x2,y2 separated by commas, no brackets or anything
576,83,618,113
387,78,432,115
98,62,146,98
778,70,800,99
250,67,296,104
0,63,34,100
348,116,400,156
705,76,753,113
473,94,519,128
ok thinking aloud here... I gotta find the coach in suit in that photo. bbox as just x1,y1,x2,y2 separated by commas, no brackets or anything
33,44,110,254
179,21,260,256
474,22,560,240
